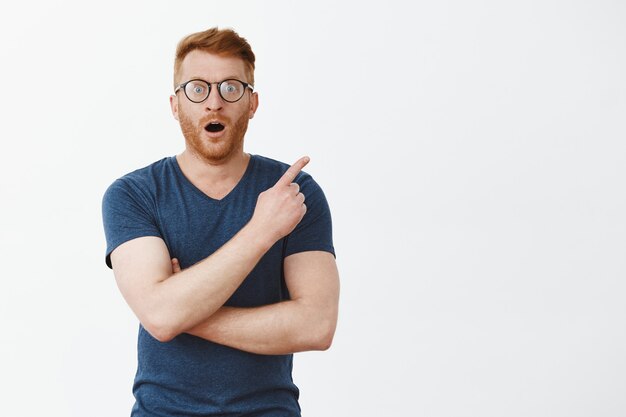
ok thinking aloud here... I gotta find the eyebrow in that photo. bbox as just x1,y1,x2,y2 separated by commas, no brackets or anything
187,75,244,82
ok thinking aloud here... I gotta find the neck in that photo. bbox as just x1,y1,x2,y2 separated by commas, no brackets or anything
176,148,250,185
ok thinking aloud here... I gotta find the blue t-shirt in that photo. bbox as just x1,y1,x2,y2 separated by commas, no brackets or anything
101,153,335,417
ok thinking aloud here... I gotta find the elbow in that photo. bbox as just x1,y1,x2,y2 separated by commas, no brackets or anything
310,319,337,351
318,327,336,351
150,327,178,343
314,337,333,351
142,314,182,343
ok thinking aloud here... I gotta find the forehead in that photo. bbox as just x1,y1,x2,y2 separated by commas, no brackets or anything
178,50,248,82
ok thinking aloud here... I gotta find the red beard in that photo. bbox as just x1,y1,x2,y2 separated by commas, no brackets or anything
179,109,250,164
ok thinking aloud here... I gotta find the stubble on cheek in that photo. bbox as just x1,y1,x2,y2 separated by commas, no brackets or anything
178,111,196,143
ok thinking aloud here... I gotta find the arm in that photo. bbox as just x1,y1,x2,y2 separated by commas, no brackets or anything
185,250,340,355
110,157,311,343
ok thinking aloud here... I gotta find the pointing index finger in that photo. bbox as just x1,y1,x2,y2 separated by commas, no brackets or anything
277,156,310,186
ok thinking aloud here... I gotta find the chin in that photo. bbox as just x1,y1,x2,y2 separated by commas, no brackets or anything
188,136,242,163
179,110,249,163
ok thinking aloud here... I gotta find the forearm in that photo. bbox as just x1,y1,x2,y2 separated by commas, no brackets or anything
148,222,274,341
112,157,311,343
186,301,333,355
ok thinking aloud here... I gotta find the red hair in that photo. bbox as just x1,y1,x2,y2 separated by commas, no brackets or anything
173,27,255,87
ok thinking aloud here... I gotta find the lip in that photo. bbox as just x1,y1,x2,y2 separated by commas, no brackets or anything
203,120,227,139
204,128,226,139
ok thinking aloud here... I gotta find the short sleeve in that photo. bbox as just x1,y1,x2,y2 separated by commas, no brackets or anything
283,173,335,258
102,178,162,269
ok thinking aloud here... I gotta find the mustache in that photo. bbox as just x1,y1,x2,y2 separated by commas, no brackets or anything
200,115,230,126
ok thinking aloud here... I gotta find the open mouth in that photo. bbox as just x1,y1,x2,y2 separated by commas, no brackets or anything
205,122,225,133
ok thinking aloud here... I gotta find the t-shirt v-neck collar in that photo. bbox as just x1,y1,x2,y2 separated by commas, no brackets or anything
170,154,256,204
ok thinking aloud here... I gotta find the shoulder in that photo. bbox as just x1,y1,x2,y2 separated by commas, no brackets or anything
103,157,172,196
102,157,174,210
252,154,292,177
252,154,320,194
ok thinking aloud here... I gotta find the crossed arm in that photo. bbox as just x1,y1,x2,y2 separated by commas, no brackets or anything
179,251,339,355
109,157,340,354
112,238,339,354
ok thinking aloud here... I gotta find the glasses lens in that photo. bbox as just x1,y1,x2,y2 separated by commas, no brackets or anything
184,80,210,103
219,80,245,102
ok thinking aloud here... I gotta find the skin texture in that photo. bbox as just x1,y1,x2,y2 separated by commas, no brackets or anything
171,250,340,355
110,51,340,354
172,50,258,165
170,50,259,200
178,106,249,165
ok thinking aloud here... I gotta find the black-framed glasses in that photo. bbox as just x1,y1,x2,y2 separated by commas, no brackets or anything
174,79,254,103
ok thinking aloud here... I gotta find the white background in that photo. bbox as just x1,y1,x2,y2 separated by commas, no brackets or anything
1,1,625,416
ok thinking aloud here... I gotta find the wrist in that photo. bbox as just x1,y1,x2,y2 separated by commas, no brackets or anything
241,219,278,254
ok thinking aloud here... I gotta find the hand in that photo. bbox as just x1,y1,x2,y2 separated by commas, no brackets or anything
250,156,310,244
171,258,181,274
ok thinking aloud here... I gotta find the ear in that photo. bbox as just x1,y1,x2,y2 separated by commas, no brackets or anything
169,95,179,121
248,92,259,119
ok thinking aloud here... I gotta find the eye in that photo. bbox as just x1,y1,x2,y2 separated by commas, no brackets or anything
222,81,242,93
186,81,208,97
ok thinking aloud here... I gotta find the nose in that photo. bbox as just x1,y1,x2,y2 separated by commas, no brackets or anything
205,84,223,111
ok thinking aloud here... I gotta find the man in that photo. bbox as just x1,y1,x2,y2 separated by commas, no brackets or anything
102,27,339,416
